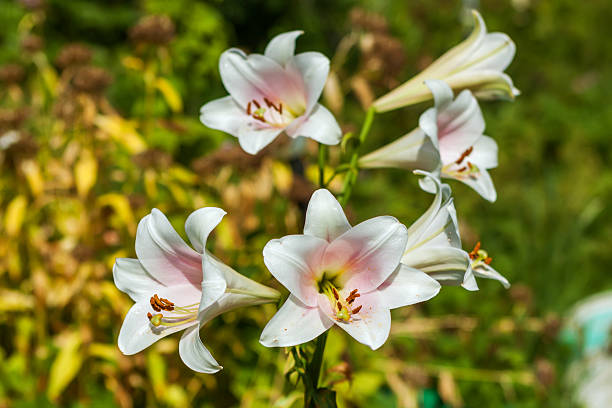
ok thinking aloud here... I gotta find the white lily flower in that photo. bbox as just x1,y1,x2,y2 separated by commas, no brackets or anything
200,30,342,155
402,171,478,291
113,207,279,373
259,189,441,350
373,10,518,112
361,80,499,202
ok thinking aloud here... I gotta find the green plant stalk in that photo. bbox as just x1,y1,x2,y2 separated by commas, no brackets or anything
339,107,376,205
318,144,328,188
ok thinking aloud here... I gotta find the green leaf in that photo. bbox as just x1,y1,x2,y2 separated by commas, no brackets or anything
47,333,83,401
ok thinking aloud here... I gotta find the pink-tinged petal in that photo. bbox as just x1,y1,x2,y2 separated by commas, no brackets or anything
179,324,223,373
332,291,391,350
436,90,485,163
402,246,471,288
359,128,440,171
263,235,327,306
463,33,516,72
469,135,498,169
285,103,341,145
200,96,249,138
113,258,162,302
378,265,441,309
118,284,201,355
473,263,510,288
264,30,303,66
304,189,351,242
447,168,497,202
219,49,306,110
135,209,202,288
325,216,408,292
237,125,283,155
259,295,333,347
185,207,226,253
291,51,330,111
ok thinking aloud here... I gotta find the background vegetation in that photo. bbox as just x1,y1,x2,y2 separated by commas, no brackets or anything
1,0,611,407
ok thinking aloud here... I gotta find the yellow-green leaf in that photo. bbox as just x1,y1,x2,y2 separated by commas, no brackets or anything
5,195,27,236
75,148,98,197
155,78,183,113
47,332,83,401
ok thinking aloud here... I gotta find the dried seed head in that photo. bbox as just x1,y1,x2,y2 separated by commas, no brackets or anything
72,66,112,94
56,43,93,69
350,8,389,33
129,15,175,46
21,35,44,53
0,64,25,84
0,108,29,131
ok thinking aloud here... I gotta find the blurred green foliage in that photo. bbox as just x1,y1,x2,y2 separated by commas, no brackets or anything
1,0,611,407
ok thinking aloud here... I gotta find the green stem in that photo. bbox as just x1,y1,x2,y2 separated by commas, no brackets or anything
318,143,328,188
303,331,329,407
339,106,376,205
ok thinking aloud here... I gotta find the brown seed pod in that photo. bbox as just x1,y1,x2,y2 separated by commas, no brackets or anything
0,64,25,84
72,66,112,94
56,43,93,70
129,15,175,46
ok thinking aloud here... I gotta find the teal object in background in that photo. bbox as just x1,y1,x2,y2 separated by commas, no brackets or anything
562,291,612,355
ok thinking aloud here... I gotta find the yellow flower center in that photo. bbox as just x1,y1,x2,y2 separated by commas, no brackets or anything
319,280,362,323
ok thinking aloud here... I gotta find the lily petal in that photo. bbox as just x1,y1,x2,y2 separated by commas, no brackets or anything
259,295,333,347
292,52,330,112
185,207,226,253
407,172,460,251
473,263,510,288
359,128,440,171
219,50,305,109
436,89,486,162
199,96,248,139
462,33,516,72
402,246,471,287
285,103,341,145
135,209,201,288
326,216,408,292
332,291,391,350
378,265,441,309
237,125,283,155
263,234,327,306
264,30,303,66
113,258,162,302
179,324,223,373
469,135,498,169
448,167,497,202
304,189,351,242
118,284,201,355
447,70,518,101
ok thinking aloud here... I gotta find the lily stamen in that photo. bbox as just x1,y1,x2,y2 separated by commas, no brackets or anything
455,146,474,165
469,241,494,268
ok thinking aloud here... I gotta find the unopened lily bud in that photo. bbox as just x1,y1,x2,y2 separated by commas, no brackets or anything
373,10,518,112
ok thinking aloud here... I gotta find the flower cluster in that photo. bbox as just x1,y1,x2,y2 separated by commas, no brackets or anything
114,9,514,383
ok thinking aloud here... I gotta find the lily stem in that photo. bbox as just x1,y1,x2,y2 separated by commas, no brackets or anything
339,106,375,205
318,143,327,188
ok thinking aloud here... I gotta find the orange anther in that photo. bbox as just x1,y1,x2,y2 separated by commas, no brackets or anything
352,305,362,314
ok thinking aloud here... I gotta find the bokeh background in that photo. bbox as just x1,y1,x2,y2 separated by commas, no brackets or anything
1,0,611,407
